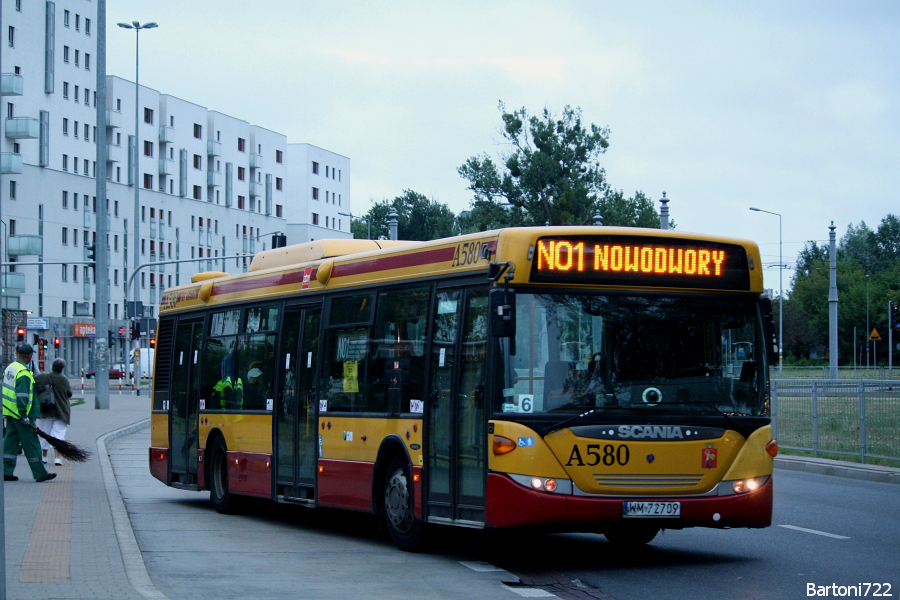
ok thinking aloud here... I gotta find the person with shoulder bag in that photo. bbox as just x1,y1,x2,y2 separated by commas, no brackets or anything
34,358,74,466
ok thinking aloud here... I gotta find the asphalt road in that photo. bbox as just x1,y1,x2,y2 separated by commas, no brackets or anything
110,431,899,600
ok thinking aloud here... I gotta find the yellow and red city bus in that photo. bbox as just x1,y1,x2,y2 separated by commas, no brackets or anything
150,226,778,550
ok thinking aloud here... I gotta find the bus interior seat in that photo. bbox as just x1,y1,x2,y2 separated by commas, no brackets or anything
543,360,574,410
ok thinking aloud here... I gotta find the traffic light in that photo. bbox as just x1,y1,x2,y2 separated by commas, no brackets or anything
86,244,96,262
891,301,900,330
54,337,61,349
149,338,156,348
130,323,140,340
16,327,25,341
42,338,49,350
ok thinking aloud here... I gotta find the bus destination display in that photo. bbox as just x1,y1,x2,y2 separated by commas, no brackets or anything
530,236,750,290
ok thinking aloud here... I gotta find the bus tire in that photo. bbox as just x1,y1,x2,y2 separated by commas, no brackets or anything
209,437,237,514
383,456,426,552
604,525,659,546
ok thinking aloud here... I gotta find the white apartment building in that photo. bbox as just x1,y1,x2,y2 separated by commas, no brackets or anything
1,0,350,372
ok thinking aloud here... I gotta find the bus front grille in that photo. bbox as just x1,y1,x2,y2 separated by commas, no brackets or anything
593,474,703,489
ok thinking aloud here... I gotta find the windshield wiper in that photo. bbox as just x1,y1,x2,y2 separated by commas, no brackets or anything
651,400,752,438
540,405,647,436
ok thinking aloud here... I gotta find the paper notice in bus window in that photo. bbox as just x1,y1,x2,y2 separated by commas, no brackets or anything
285,354,291,369
179,352,183,365
438,299,458,315
410,399,424,414
439,348,446,367
343,360,359,393
307,352,312,368
199,399,205,410
266,398,273,411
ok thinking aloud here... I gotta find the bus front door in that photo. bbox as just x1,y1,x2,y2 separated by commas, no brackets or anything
427,287,488,525
274,304,321,502
170,318,203,486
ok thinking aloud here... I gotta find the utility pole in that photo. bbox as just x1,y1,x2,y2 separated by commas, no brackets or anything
828,222,838,380
94,0,111,409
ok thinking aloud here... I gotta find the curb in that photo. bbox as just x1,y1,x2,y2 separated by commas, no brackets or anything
774,456,900,485
97,419,169,600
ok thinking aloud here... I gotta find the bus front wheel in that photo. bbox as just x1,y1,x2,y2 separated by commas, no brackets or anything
209,437,236,514
383,456,426,552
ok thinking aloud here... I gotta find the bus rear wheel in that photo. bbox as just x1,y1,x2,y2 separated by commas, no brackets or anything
209,437,237,514
604,525,660,546
383,456,426,552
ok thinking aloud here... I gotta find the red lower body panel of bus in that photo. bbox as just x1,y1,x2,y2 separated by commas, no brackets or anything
484,472,772,530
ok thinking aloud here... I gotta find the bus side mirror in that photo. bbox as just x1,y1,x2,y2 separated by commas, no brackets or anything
760,297,778,365
490,288,516,338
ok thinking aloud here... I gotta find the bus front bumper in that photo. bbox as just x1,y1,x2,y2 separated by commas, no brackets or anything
484,472,772,531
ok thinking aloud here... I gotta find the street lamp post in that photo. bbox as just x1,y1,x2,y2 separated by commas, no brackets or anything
118,20,157,391
866,274,870,370
750,207,783,376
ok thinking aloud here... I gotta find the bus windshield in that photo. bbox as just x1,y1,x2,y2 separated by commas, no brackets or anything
497,292,767,418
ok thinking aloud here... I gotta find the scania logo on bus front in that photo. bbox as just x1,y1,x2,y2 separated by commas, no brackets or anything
617,425,684,440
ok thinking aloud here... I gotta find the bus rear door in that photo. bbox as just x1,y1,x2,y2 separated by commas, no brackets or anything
170,317,203,487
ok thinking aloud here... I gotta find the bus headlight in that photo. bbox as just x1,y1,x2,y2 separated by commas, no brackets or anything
720,476,768,496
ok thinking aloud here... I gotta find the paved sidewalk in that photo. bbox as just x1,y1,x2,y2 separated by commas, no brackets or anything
3,389,899,599
3,390,151,599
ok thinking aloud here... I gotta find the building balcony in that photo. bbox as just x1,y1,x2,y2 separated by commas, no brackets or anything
1,73,24,96
207,139,221,157
159,158,175,176
106,145,120,162
250,180,264,197
250,153,263,169
207,170,222,187
159,125,175,144
5,117,40,139
1,152,23,174
106,109,122,128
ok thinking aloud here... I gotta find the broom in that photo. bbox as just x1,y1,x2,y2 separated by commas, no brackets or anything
31,425,93,463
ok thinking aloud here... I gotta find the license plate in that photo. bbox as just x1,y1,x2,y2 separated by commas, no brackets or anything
623,501,681,518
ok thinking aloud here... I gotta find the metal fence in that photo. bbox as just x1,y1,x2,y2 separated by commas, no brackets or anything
772,379,900,463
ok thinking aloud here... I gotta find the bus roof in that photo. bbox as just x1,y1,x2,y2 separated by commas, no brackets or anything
159,227,763,313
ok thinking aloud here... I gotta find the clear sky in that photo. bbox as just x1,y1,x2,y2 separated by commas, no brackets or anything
105,0,900,294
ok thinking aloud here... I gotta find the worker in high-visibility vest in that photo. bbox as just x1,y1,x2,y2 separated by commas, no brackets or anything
3,344,56,482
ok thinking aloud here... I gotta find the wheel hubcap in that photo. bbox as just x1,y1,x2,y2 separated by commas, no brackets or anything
385,469,413,533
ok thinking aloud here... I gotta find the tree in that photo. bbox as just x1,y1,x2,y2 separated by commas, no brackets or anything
359,190,457,241
458,102,612,227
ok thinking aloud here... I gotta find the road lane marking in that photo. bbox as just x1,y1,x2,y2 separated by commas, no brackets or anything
501,584,557,597
778,524,850,539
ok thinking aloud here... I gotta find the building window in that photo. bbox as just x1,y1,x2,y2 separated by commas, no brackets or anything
144,107,154,124
144,140,153,157
64,10,70,26
86,18,91,35
312,187,319,200
275,204,282,218
74,85,79,102
84,158,89,175
62,118,69,135
193,154,201,169
9,180,16,200
237,166,245,181
61,301,68,317
75,14,80,31
237,195,245,210
114,200,119,217
144,173,153,189
84,123,89,139
326,166,329,178
8,26,14,48
193,123,202,138
85,53,91,70
75,49,79,66
312,161,319,174
312,213,319,226
74,156,78,173
61,264,68,282
62,191,68,208
63,82,69,99
193,185,201,200
276,149,283,164
238,138,245,152
74,120,79,138
63,155,68,171
62,227,68,245
275,177,282,191
64,45,69,62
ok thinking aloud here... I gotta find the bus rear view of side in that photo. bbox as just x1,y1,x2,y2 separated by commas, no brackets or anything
150,227,777,551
